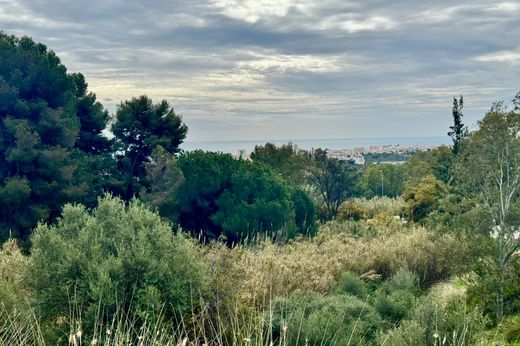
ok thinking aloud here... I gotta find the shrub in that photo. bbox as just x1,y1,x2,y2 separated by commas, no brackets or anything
381,282,487,345
290,188,318,237
337,200,367,221
403,175,447,222
334,271,370,299
0,239,33,339
337,197,405,222
373,269,420,324
26,194,208,343
270,292,382,345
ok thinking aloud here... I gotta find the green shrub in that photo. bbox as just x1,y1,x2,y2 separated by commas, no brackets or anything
270,292,383,345
337,200,367,221
382,283,487,346
290,188,318,237
0,239,32,334
335,271,370,299
403,175,447,222
377,320,426,346
26,194,208,344
373,269,420,324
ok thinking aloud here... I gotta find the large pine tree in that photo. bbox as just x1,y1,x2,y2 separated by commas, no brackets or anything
0,33,111,240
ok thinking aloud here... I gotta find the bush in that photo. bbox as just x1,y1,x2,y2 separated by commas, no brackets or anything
290,188,318,237
26,194,208,343
0,239,33,338
337,197,405,222
381,282,487,345
334,271,370,299
373,269,420,324
337,200,367,221
270,292,382,345
403,175,447,222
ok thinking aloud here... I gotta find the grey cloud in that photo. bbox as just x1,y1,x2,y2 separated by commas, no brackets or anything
1,0,518,141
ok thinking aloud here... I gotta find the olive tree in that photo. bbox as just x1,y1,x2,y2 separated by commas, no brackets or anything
26,194,208,342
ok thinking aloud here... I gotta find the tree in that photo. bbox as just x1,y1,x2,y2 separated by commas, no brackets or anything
448,95,467,155
111,95,187,199
250,142,309,185
0,33,88,240
402,174,446,222
290,188,318,237
141,146,184,220
70,73,111,154
307,150,360,220
361,164,407,198
173,151,298,243
26,194,208,343
457,101,520,323
404,146,453,185
513,91,520,113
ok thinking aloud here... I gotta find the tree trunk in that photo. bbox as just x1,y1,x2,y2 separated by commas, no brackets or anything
497,235,506,324
497,263,505,324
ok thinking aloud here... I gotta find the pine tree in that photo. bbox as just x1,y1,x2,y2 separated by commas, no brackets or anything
448,95,467,155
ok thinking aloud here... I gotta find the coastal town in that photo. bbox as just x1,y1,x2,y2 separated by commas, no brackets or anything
236,143,441,164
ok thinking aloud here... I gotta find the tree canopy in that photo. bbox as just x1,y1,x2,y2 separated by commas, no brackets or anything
112,95,187,199
0,33,93,240
171,151,301,242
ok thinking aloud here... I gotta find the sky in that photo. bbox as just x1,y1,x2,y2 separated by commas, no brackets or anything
1,0,519,142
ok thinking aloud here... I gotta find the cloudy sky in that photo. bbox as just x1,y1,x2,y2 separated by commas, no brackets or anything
1,0,519,142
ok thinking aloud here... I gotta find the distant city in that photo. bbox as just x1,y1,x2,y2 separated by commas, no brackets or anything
182,136,450,164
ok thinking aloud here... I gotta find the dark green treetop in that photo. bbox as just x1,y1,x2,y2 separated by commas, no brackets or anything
172,151,298,243
448,95,467,155
0,33,85,239
111,95,187,198
70,72,112,154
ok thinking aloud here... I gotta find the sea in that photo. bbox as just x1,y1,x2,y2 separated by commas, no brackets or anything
180,136,451,154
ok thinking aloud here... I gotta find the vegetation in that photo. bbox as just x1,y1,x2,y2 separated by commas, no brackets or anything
2,33,520,345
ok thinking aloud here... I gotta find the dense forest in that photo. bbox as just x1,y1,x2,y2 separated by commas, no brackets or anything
1,33,520,345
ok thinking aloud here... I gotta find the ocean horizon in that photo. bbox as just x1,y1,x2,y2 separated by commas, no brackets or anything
181,136,451,154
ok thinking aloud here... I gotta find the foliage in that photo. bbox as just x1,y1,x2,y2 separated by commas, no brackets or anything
448,95,468,155
456,101,520,323
307,151,361,220
250,142,309,185
360,163,407,198
26,194,208,343
405,146,454,184
111,95,187,199
270,291,383,345
403,174,447,222
70,73,111,154
334,271,370,299
466,253,520,322
141,146,184,220
174,151,300,242
290,188,318,237
380,282,487,346
0,33,97,240
337,197,404,222
200,221,458,314
337,199,367,221
0,239,31,337
372,268,420,324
